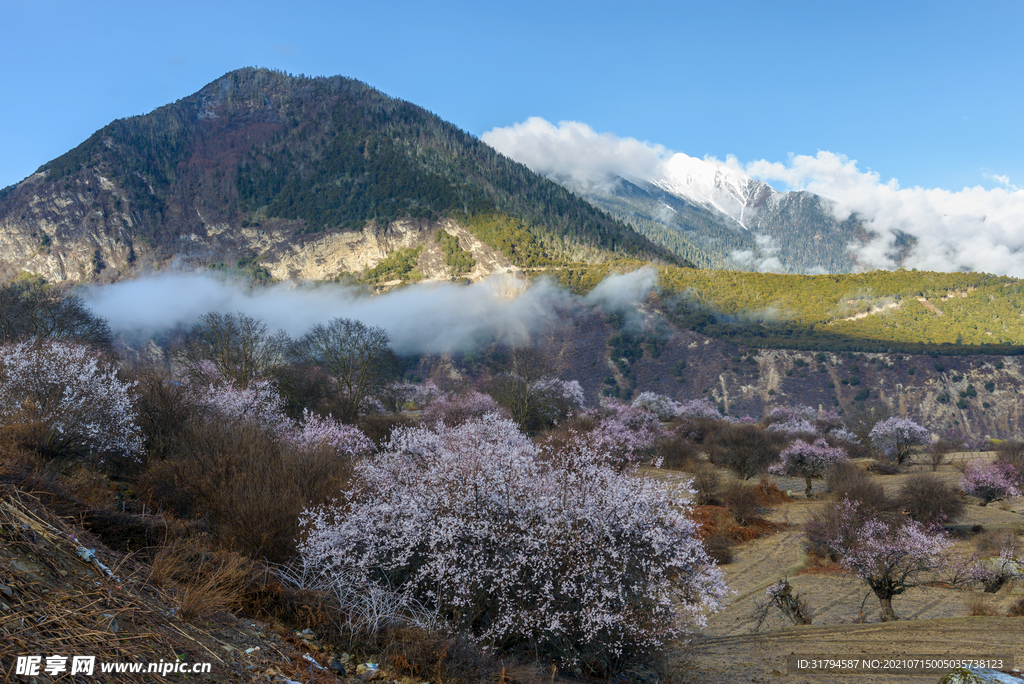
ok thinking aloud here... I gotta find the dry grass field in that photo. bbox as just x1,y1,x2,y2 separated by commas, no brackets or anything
657,453,1024,683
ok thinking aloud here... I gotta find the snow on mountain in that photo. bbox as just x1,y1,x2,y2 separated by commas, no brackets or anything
651,153,774,229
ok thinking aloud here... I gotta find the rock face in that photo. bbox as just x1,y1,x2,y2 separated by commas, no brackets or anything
411,309,1024,440
0,172,137,283
0,165,513,284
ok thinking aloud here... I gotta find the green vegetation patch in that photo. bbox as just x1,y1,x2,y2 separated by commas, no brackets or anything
362,246,424,284
435,231,476,274
458,213,552,268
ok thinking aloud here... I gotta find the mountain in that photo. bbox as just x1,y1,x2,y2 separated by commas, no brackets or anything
517,151,869,274
0,68,684,284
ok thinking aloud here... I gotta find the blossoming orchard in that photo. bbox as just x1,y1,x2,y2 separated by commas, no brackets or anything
2,285,1023,680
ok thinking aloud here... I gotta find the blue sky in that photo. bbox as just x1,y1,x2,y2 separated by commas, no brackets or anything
1,0,1021,193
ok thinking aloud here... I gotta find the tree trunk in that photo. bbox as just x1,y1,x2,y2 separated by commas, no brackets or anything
878,596,897,621
805,476,813,498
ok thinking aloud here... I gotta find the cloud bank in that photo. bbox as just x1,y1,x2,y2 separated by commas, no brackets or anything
483,118,1024,277
84,269,658,355
746,152,1024,276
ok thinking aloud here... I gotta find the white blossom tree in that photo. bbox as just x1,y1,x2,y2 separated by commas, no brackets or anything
0,340,142,461
299,415,726,673
869,417,930,467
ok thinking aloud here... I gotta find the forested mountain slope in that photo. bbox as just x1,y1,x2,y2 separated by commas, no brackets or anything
0,68,683,283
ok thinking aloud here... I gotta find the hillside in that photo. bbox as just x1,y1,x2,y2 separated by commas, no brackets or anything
0,68,682,284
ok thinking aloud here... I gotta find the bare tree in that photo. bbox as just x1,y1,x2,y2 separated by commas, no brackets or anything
291,318,396,423
175,312,290,388
0,278,112,348
490,347,576,434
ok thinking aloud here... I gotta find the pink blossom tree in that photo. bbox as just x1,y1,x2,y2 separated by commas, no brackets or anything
299,415,727,673
559,399,665,470
769,438,848,497
834,517,951,621
0,340,142,461
189,376,371,458
960,460,1021,505
421,390,502,426
676,398,724,420
869,417,930,467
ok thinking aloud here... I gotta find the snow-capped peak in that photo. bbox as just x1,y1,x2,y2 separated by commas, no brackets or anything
651,153,774,228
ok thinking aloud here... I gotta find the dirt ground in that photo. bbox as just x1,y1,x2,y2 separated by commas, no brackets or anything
658,455,1024,683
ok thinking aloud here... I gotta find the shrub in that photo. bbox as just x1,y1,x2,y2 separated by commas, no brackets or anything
965,595,999,617
704,535,733,565
826,462,891,515
869,417,929,467
657,434,698,471
144,417,356,562
1008,597,1024,617
960,460,1021,505
299,416,727,674
706,423,782,480
357,413,416,447
691,465,721,506
995,440,1024,481
770,438,848,497
752,580,812,630
720,481,760,525
896,473,965,526
0,340,142,463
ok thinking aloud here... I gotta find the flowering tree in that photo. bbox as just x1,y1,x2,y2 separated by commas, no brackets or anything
0,340,142,461
970,545,1024,593
765,405,817,425
190,376,371,458
676,398,723,420
290,409,373,458
377,380,441,412
960,460,1021,505
869,417,930,467
770,438,848,497
765,418,817,438
631,392,681,421
835,517,951,621
421,390,502,426
299,415,727,673
567,399,665,470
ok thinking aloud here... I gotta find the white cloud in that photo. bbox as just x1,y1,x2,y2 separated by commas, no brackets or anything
746,152,1024,275
83,270,655,355
482,117,667,194
484,117,1024,277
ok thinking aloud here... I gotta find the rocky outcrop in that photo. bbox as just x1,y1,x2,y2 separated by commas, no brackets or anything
0,167,512,284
